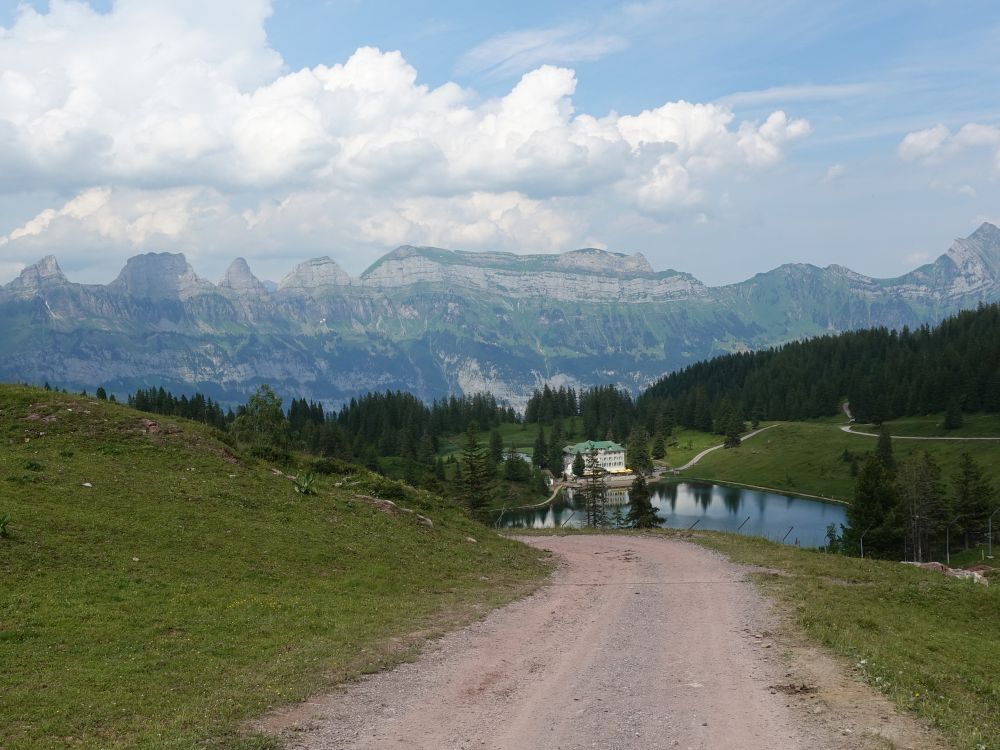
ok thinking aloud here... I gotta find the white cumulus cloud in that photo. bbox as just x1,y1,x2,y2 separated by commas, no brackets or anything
898,122,1000,168
0,0,811,283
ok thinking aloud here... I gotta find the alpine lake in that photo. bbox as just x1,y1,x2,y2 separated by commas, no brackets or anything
495,480,848,548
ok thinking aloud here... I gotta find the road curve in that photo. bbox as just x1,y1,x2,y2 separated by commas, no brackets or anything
839,425,1000,441
269,535,943,750
675,424,778,471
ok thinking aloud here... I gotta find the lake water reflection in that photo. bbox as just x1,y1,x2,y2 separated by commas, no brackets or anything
497,481,847,548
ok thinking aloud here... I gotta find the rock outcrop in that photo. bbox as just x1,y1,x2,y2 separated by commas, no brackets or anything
109,252,214,300
219,258,269,297
277,257,351,296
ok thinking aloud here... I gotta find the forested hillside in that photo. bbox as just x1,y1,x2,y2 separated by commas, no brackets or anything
638,303,1000,430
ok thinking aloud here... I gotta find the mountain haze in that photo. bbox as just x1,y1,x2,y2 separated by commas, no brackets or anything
3,224,999,408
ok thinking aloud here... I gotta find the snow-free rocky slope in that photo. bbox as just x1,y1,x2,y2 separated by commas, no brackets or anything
3,223,1000,407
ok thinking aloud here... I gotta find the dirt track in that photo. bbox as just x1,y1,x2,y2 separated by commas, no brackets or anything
267,535,946,750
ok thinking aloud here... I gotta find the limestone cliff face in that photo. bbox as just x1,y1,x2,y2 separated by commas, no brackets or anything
7,255,68,298
358,246,707,302
109,252,215,300
219,258,268,297
277,257,351,296
2,224,999,407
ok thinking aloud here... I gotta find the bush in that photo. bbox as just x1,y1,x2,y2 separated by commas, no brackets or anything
0,513,10,539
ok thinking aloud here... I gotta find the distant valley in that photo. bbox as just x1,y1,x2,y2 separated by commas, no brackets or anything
3,222,1000,408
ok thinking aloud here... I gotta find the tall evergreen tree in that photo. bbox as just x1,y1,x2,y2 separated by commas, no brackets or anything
952,452,995,549
876,426,895,473
651,432,666,461
842,455,901,558
626,426,653,474
581,449,608,527
572,451,585,478
488,428,504,464
460,422,492,513
896,451,946,562
547,421,565,476
626,473,662,528
532,425,547,468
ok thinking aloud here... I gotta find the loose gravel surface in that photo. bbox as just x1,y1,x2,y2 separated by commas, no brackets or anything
265,535,947,750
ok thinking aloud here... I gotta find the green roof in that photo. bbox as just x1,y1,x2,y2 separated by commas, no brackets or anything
564,440,625,454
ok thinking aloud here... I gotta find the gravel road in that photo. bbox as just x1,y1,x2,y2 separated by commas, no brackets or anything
268,535,945,750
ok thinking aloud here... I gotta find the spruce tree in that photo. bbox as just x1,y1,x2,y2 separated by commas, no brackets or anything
626,473,662,528
582,449,608,527
572,451,585,478
460,422,492,513
533,425,547,468
896,451,946,562
489,428,504,464
626,426,652,474
651,432,666,461
547,421,565,476
952,452,994,548
723,411,743,448
876,426,895,473
842,454,901,558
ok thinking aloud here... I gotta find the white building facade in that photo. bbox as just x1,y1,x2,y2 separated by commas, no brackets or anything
562,440,627,479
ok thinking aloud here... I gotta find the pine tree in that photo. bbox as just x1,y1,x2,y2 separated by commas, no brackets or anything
533,425,547,468
489,428,504,464
581,449,608,527
460,422,492,513
723,410,743,448
626,426,652,474
876,426,895,473
952,452,994,549
547,421,565,476
572,451,585,478
896,451,946,562
651,432,666,461
626,473,662,528
842,454,901,558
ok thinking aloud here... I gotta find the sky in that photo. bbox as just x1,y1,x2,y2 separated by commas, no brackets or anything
0,0,999,287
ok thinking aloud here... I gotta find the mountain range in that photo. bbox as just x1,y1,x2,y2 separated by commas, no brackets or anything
3,222,1000,409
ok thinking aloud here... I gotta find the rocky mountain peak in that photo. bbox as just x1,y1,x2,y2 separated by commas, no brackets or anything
968,221,1000,244
945,222,1000,279
220,258,268,296
277,257,351,295
109,252,214,300
6,255,69,297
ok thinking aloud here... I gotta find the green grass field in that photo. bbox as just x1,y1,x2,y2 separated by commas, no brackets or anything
687,419,1000,502
863,413,1000,437
696,531,1000,750
0,385,549,749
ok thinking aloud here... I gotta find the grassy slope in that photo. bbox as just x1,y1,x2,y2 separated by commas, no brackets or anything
696,532,1000,750
871,413,1000,438
0,385,549,750
686,419,1000,502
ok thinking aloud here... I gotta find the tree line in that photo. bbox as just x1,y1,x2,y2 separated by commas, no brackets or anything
838,429,995,560
637,302,1000,430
